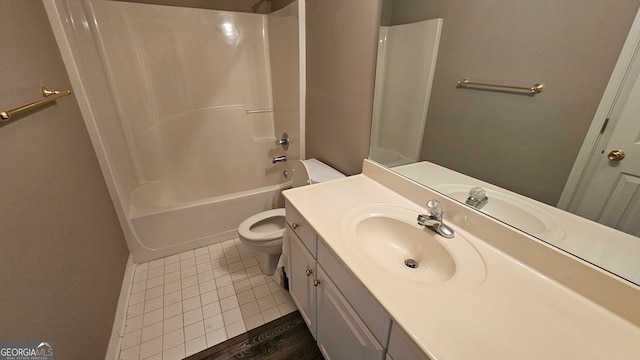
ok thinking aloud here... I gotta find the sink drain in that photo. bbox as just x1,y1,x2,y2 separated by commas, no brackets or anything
404,259,418,269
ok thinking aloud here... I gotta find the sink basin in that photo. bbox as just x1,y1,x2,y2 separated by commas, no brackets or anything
356,215,456,282
436,184,565,243
342,205,486,287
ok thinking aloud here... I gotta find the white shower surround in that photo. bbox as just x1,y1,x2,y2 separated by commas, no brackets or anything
44,0,301,262
370,18,442,167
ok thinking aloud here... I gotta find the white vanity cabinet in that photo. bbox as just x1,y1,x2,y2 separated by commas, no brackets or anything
282,162,640,359
286,202,391,360
387,323,432,360
287,222,317,337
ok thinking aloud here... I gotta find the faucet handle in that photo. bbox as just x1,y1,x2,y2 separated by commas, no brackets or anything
426,199,444,218
469,187,486,201
275,132,289,150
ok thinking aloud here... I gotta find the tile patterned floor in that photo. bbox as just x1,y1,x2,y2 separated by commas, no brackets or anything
118,239,296,360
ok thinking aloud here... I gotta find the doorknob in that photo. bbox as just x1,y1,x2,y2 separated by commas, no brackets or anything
607,149,625,161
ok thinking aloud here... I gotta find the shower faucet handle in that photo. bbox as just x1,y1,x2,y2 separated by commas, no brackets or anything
275,132,289,150
272,155,287,164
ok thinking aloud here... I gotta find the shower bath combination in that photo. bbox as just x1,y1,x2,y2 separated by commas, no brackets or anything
44,0,302,262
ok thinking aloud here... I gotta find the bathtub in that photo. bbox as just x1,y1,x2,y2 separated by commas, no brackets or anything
127,182,290,263
44,0,302,263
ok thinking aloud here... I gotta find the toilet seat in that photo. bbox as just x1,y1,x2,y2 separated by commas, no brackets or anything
237,208,286,246
236,159,345,275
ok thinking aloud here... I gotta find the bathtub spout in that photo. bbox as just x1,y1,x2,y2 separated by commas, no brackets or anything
272,155,287,164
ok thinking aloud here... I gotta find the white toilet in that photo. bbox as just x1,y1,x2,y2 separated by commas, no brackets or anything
238,159,345,275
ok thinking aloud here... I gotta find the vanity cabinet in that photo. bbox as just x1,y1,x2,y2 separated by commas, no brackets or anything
316,265,386,359
286,202,390,360
387,323,432,360
287,224,317,337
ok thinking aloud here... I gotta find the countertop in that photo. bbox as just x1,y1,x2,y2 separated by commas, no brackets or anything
283,169,640,359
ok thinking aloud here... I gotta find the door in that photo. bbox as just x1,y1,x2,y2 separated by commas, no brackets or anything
288,231,317,338
315,267,385,360
571,61,640,236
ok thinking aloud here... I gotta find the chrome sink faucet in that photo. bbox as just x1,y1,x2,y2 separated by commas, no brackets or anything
417,199,455,238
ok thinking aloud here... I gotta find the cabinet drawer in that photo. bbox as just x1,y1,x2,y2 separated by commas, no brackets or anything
285,201,316,256
318,239,391,346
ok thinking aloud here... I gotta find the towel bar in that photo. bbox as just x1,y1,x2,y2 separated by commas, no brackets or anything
457,78,544,94
1,85,73,122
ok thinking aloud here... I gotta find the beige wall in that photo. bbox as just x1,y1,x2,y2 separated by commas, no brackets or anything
305,0,380,175
305,0,640,205
0,1,129,358
388,0,640,205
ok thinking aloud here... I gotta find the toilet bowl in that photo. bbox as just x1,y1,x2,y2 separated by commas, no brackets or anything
238,208,286,254
237,159,344,275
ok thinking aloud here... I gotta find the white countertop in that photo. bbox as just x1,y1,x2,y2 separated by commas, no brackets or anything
283,172,640,360
392,161,640,284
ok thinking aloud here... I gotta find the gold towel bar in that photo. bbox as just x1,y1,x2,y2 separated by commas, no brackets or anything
457,78,544,94
1,85,73,122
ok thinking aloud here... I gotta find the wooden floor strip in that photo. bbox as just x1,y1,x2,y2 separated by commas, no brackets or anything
185,311,324,360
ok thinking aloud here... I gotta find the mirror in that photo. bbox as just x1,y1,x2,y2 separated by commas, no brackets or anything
370,0,640,285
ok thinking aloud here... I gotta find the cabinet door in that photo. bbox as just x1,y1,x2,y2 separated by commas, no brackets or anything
288,231,317,338
388,323,432,360
316,267,385,360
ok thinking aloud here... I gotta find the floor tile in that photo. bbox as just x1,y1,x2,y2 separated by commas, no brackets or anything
225,320,246,338
125,315,143,334
204,314,225,333
140,322,163,343
164,271,181,284
142,308,163,326
121,329,141,350
205,328,227,347
144,296,163,312
222,307,243,324
240,301,261,318
257,295,277,312
163,344,185,360
163,300,182,319
220,296,239,312
184,321,205,342
127,303,144,318
118,344,140,360
119,240,295,360
163,328,184,351
202,301,221,318
185,336,207,357
183,307,204,326
163,314,183,334
244,313,264,330
139,336,162,359
164,254,180,265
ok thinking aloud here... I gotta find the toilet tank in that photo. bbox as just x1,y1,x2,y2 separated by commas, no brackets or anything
291,159,345,188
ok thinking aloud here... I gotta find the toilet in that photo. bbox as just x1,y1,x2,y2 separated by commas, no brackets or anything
237,159,345,275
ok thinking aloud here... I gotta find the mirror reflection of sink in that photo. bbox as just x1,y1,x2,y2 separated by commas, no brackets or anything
436,184,565,243
342,205,486,287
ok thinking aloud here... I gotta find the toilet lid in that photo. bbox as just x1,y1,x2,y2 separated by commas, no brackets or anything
292,159,345,188
291,160,311,188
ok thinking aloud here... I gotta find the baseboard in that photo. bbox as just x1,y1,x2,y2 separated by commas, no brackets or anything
104,255,136,360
